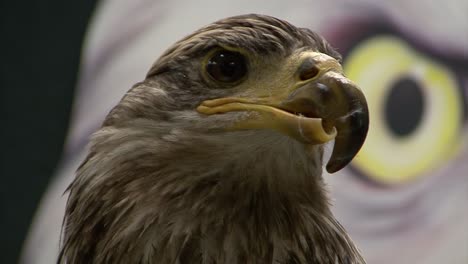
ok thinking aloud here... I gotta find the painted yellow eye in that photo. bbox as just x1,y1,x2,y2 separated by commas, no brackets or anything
344,36,464,185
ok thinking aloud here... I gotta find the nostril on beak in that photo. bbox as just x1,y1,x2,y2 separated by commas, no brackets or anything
315,83,331,100
310,82,334,107
298,58,320,81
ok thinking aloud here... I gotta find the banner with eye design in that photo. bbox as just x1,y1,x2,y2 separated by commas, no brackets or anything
329,25,467,184
348,37,465,183
20,1,468,264
324,12,468,264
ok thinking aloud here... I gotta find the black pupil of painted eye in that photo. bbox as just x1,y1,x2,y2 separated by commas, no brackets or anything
385,77,425,137
206,51,247,83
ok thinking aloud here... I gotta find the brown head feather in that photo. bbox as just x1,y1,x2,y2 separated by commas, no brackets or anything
59,14,365,264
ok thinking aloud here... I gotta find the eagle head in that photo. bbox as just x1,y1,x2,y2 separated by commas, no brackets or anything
60,14,369,264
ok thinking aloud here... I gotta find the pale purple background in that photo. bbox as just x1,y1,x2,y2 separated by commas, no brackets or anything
21,0,468,263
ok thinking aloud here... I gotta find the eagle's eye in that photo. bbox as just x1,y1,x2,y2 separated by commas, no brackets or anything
206,50,247,83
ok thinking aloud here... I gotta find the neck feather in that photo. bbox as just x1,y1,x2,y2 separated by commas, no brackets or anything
61,126,365,263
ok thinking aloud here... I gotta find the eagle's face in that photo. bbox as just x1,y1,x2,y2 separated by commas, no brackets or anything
107,14,368,174
60,14,369,264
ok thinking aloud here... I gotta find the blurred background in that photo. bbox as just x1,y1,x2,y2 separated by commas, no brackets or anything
2,0,467,263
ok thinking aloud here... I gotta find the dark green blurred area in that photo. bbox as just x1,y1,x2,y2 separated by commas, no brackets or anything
1,1,97,263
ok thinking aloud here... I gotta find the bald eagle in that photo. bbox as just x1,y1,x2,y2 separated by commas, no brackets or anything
59,14,369,264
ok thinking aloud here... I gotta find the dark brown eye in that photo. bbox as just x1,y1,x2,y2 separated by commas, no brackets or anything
206,50,247,83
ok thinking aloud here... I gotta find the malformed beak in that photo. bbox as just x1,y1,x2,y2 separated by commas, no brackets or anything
197,52,369,173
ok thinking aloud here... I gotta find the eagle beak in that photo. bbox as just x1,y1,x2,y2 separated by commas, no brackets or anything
280,72,369,173
197,54,369,173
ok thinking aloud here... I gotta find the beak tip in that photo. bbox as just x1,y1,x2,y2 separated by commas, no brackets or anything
325,159,346,174
325,106,369,174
